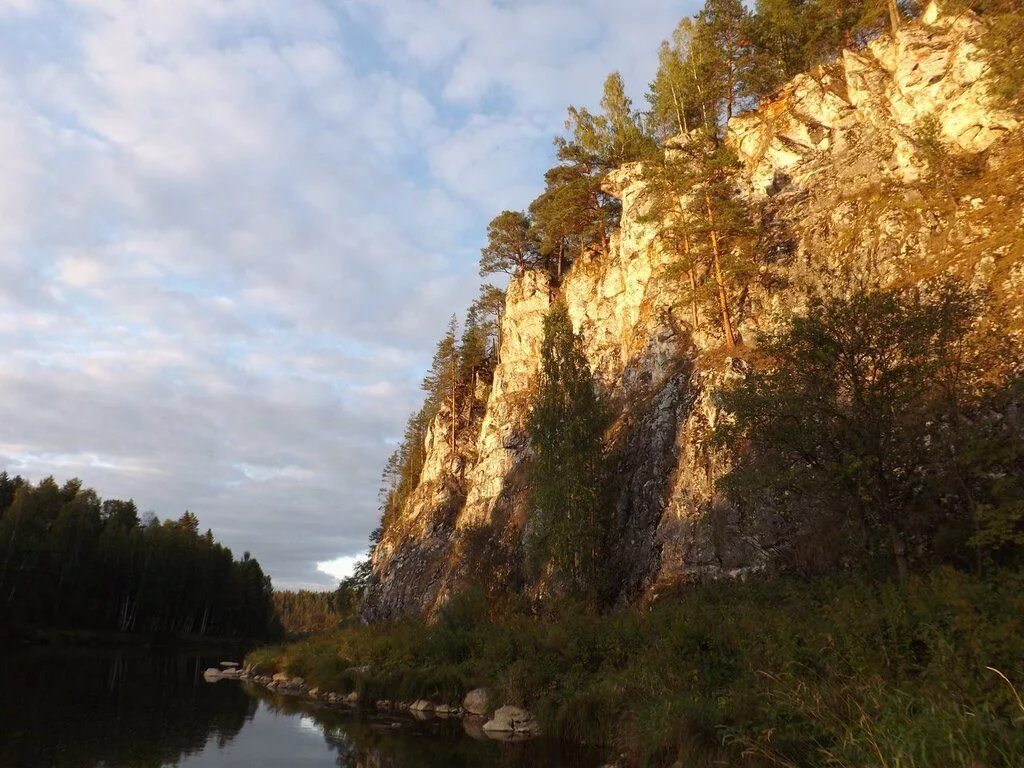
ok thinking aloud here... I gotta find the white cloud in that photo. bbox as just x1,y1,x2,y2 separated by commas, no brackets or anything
316,554,363,582
0,0,700,589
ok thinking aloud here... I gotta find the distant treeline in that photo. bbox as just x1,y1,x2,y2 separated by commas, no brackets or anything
274,561,369,636
0,473,277,639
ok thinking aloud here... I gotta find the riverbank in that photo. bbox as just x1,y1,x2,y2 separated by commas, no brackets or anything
246,566,1024,768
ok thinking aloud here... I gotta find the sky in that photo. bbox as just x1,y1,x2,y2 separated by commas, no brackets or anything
0,0,697,589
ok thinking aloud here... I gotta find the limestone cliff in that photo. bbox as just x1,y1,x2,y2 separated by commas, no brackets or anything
362,5,1024,621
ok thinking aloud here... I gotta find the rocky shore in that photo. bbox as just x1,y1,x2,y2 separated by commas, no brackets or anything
203,663,541,740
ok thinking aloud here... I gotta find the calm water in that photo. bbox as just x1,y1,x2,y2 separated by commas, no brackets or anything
0,648,603,768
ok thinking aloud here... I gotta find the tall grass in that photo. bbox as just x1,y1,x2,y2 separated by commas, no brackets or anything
248,567,1024,767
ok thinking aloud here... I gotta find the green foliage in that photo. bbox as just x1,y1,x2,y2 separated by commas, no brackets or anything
975,0,1024,108
374,305,502,550
719,280,1024,576
914,111,947,171
914,112,987,177
250,567,1024,767
696,0,758,123
466,283,505,355
745,0,920,97
273,572,369,637
530,73,655,277
561,73,658,171
647,18,718,138
646,131,755,347
479,210,540,277
0,474,277,637
525,300,611,602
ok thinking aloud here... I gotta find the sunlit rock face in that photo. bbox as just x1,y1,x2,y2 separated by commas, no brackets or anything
729,2,1019,194
361,3,1024,621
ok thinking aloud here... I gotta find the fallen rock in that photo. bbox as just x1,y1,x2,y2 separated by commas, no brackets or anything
219,661,240,668
409,699,434,713
202,668,223,680
482,705,541,737
272,673,290,683
462,688,492,716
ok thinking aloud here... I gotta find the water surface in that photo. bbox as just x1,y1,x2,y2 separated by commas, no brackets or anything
0,648,601,768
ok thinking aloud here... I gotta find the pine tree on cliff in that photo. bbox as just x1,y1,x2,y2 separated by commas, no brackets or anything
657,132,754,349
479,210,540,277
526,300,611,603
637,151,706,334
457,313,493,423
531,73,656,275
696,0,757,124
696,138,755,349
647,18,718,139
423,316,462,456
467,283,506,362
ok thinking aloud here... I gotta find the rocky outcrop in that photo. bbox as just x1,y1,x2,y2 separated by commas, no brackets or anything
363,3,1024,620
729,3,1018,194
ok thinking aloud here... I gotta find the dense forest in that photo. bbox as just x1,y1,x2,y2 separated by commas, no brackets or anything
0,473,277,639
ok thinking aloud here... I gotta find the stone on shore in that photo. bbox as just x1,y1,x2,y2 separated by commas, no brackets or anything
462,688,492,716
482,705,541,737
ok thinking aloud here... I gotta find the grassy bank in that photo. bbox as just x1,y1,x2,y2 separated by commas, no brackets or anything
247,567,1024,767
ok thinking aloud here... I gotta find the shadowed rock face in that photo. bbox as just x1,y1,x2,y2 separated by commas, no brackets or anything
362,4,1024,622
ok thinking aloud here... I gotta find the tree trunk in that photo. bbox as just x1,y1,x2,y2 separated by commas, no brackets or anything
450,364,457,466
670,83,687,135
704,193,737,348
496,308,503,364
889,521,909,583
690,57,711,131
888,0,901,37
683,234,700,331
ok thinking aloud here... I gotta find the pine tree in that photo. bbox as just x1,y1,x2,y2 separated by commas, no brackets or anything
696,0,757,124
479,210,540,277
526,300,610,602
639,130,757,348
422,316,461,456
532,72,657,273
647,18,719,139
467,284,506,359
638,152,707,333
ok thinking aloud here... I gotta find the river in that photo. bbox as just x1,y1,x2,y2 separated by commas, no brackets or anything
0,647,604,768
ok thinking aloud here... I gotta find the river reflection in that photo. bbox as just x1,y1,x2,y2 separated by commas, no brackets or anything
0,648,602,768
